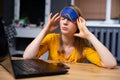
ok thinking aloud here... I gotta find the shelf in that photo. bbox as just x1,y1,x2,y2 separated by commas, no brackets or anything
14,27,42,55
15,27,42,38
15,50,24,54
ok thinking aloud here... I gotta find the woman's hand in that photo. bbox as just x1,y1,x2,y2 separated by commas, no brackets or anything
45,13,61,33
74,17,117,68
74,17,91,39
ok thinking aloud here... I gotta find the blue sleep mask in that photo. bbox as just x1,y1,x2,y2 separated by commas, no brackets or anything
61,7,78,22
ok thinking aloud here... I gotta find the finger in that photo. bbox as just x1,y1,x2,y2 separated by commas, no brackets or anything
78,17,82,24
49,13,52,19
77,17,82,29
78,17,87,30
77,18,80,27
79,17,86,25
52,13,59,20
54,15,61,22
74,33,79,37
74,33,82,38
79,17,84,21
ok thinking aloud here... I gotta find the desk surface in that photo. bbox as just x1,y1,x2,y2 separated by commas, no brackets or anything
0,60,120,80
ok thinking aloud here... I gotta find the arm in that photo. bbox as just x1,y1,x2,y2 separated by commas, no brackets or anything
87,32,117,68
23,13,60,59
74,17,117,68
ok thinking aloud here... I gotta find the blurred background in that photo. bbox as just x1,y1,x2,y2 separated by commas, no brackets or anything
0,0,120,64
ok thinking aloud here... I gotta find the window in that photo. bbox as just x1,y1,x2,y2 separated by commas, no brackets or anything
75,0,106,20
111,0,120,19
20,0,45,24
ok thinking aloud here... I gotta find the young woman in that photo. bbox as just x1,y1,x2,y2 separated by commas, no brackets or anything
23,5,117,68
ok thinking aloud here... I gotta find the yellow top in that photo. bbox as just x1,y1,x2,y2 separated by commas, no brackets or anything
36,33,102,66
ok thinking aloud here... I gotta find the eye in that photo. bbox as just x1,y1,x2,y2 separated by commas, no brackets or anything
61,16,72,22
67,18,72,22
61,17,66,20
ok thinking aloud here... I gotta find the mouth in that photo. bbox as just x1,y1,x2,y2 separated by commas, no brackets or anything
62,27,68,31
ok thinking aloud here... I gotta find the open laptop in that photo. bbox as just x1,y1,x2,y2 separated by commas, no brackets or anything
0,18,69,79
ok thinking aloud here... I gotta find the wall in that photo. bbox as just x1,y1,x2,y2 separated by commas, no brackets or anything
3,0,14,26
50,0,71,33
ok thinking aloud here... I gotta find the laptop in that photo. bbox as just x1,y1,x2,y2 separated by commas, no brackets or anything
0,18,69,79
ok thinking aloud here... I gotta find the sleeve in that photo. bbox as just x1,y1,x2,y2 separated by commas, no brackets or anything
35,34,53,59
84,48,102,67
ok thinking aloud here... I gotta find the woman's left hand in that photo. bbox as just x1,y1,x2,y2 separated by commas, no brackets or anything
74,17,117,68
74,17,91,39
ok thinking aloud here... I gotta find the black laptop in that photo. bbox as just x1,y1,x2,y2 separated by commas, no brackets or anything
0,18,69,79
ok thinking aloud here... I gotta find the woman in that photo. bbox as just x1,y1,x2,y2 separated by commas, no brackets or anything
23,5,117,68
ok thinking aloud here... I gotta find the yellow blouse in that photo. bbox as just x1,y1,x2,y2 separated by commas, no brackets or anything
36,33,102,66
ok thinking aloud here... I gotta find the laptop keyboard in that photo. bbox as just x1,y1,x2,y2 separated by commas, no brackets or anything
21,62,37,72
12,59,50,73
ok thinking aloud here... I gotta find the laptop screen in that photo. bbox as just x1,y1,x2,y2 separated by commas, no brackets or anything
0,17,9,62
0,17,15,77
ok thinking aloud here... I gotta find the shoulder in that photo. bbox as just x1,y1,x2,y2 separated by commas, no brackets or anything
46,33,59,38
44,33,60,41
47,33,59,37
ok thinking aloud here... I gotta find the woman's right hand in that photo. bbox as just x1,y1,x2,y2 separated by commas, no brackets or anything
45,13,61,33
23,13,60,59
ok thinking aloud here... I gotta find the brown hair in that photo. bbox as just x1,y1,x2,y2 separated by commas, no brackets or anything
58,5,93,61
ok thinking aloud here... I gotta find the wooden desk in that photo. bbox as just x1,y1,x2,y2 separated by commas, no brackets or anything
0,60,120,80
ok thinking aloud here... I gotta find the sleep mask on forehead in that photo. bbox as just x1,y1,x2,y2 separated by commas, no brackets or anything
61,7,78,22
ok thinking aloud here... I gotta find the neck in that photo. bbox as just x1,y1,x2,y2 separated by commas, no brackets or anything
61,34,74,46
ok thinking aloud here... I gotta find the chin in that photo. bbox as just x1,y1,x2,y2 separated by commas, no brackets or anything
61,30,68,34
61,32,74,36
